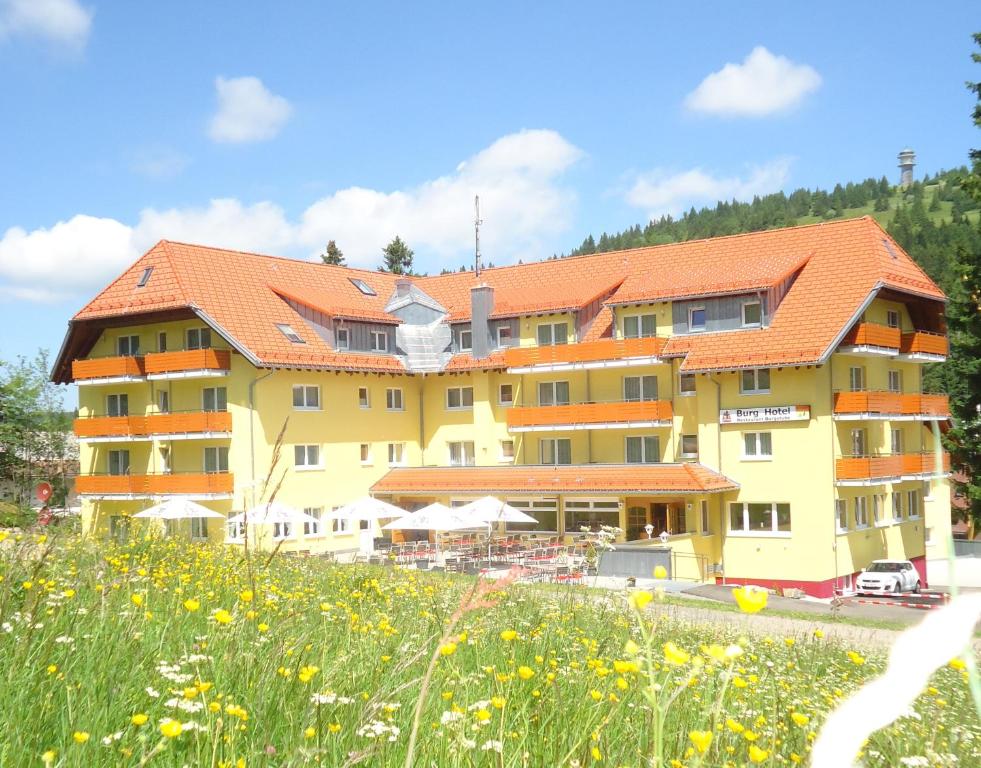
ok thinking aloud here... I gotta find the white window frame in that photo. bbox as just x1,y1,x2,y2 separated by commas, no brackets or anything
335,327,350,350
303,507,323,537
370,330,388,352
623,375,658,402
625,435,660,464
499,439,515,463
848,366,866,392
226,519,246,542
892,492,903,521
448,441,476,467
358,387,370,409
739,368,771,395
498,383,514,406
157,390,170,413
388,442,406,467
741,431,773,461
890,428,904,455
741,301,762,327
850,428,867,457
117,335,140,356
854,496,869,529
688,306,706,333
190,517,209,541
292,384,321,410
537,322,569,346
446,386,474,410
700,500,710,535
386,388,404,411
539,438,572,465
678,372,696,397
359,443,373,465
459,329,473,351
623,314,656,338
887,370,902,394
333,514,353,534
538,380,570,406
496,326,513,347
906,489,920,520
157,331,167,352
728,502,792,537
872,493,889,527
108,449,130,476
106,393,129,418
294,444,322,471
204,446,229,474
272,521,294,541
202,386,227,412
886,310,900,329
835,499,848,533
186,327,212,350
679,434,698,459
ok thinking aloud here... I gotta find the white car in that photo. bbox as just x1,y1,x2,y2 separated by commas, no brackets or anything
855,560,921,595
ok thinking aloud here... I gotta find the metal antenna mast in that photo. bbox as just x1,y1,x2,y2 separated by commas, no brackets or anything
474,195,482,278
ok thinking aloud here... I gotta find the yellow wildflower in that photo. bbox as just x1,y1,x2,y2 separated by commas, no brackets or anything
72,732,89,744
628,590,653,610
491,696,506,709
183,598,200,612
948,658,966,671
214,609,233,625
130,594,143,607
591,746,602,761
328,723,341,734
748,745,769,763
518,666,535,680
257,622,270,632
689,730,713,753
847,651,865,666
663,641,690,665
239,589,254,603
733,586,768,614
41,750,56,765
304,726,316,739
159,719,182,738
791,712,810,727
726,718,745,734
500,630,518,641
475,709,491,722
298,665,320,683
131,714,148,726
653,565,668,579
589,689,602,702
624,639,640,656
439,642,457,657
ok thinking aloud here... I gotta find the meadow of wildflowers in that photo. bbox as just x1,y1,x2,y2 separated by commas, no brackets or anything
0,531,977,767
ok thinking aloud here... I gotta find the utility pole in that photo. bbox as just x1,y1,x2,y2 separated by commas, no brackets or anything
474,195,482,278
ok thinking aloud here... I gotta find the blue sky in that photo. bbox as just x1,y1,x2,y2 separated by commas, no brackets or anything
0,0,978,401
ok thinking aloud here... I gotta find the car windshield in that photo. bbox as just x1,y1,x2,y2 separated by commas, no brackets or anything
867,562,903,573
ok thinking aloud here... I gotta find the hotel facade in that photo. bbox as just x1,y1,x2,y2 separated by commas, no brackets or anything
53,217,952,597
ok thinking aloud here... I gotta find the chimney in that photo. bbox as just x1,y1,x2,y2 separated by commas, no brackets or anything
470,283,494,359
395,278,412,298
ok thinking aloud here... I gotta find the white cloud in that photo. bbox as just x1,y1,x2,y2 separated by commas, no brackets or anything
685,46,821,117
0,129,585,301
208,76,292,144
0,0,92,50
625,158,792,219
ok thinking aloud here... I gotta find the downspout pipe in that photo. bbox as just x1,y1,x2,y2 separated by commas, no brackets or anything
249,369,276,508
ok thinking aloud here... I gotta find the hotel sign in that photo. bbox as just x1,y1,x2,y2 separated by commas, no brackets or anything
719,405,810,424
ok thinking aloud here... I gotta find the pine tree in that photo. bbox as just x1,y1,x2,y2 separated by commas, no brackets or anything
321,240,345,266
379,236,414,275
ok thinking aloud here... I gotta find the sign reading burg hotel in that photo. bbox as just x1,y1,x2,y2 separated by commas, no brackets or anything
719,405,811,425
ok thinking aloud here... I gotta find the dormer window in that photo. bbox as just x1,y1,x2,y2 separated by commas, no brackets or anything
459,330,473,351
137,266,154,287
349,278,376,296
336,327,350,350
623,314,656,338
370,330,388,352
886,310,900,328
688,307,706,333
741,301,762,327
276,323,305,344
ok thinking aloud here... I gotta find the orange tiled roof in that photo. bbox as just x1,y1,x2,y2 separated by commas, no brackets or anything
63,217,944,377
371,464,739,495
443,350,507,372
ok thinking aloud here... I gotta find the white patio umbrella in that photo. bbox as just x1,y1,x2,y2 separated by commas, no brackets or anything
455,496,536,560
382,503,482,562
133,498,225,520
227,501,319,526
325,496,407,522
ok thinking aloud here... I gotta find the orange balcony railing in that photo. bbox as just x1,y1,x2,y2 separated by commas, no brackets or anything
836,452,950,481
841,323,901,350
74,411,233,439
507,400,673,430
900,331,948,357
144,349,231,375
76,473,234,496
833,392,950,418
72,356,146,381
504,336,666,369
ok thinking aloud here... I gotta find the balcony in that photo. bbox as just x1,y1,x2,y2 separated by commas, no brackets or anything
74,411,233,443
835,452,951,485
72,355,146,385
144,349,231,380
900,331,948,361
833,392,951,421
506,399,673,432
76,472,234,499
839,323,901,355
505,337,666,373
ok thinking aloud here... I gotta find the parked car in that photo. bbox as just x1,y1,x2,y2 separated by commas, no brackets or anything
855,560,921,595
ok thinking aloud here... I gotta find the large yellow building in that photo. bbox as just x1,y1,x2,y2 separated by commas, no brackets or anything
53,217,952,596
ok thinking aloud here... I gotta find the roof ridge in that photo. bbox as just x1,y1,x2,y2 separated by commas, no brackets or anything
158,240,191,306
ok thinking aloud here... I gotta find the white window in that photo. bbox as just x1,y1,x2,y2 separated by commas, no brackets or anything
873,494,887,526
272,521,294,540
157,390,170,413
742,432,773,460
850,428,867,456
204,446,229,473
157,332,167,352
505,498,559,532
106,393,129,417
688,307,706,332
537,322,569,346
729,502,791,534
187,327,212,350
700,500,710,534
333,513,353,534
459,329,473,351
137,266,154,287
108,450,130,476
679,373,696,396
886,310,900,328
446,386,474,409
835,499,848,533
499,440,515,462
623,375,658,402
625,436,659,464
564,498,622,533
226,519,245,541
370,330,388,352
360,443,372,465
680,434,698,458
739,368,771,394
292,385,320,410
388,443,406,466
498,383,514,406
190,517,209,541
540,438,572,465
741,301,762,327
117,335,140,356
448,441,475,466
855,496,869,528
358,387,370,408
386,388,404,411
294,445,321,470
349,278,376,296
304,507,323,537
159,446,171,474
497,326,513,347
336,327,350,350
906,489,920,519
891,428,904,455
892,492,903,520
849,366,866,392
202,386,227,412
538,381,570,406
623,314,656,338
888,370,902,393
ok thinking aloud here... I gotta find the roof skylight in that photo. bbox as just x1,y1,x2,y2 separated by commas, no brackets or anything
137,266,154,287
275,323,306,344
349,277,377,296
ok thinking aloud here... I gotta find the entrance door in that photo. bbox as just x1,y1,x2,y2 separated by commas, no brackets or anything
359,520,376,554
651,503,668,536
